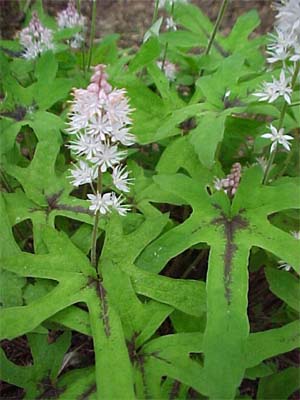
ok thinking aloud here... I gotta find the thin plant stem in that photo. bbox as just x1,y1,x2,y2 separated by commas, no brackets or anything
161,1,174,72
263,62,300,184
76,0,86,74
289,101,300,107
152,0,160,25
87,0,97,71
181,250,207,279
91,166,102,270
23,0,32,14
277,145,293,178
200,0,228,77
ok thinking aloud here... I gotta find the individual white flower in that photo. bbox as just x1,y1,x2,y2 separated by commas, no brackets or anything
278,260,292,271
213,177,225,191
67,133,101,159
166,17,177,31
105,89,133,125
110,192,130,216
69,160,97,187
157,60,177,81
267,29,295,63
261,125,293,152
290,41,300,61
19,12,54,59
291,230,300,240
254,70,292,104
86,114,112,140
110,124,136,146
67,112,90,134
91,142,127,172
112,165,134,193
88,192,113,214
71,89,102,119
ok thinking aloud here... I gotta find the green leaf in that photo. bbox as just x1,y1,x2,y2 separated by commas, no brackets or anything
138,135,300,398
189,112,226,168
57,367,95,399
85,285,135,400
143,332,206,395
128,37,161,73
222,10,261,52
246,321,300,368
257,367,300,400
0,332,71,399
173,3,213,42
265,267,300,311
34,51,58,81
92,34,120,65
0,270,26,307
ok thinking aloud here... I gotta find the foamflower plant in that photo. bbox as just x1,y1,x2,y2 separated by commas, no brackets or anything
66,64,135,266
66,64,135,216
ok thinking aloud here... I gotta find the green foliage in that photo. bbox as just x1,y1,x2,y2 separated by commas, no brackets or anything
0,1,299,399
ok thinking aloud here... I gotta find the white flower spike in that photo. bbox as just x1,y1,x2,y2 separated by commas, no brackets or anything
66,64,135,216
56,0,86,49
19,12,54,59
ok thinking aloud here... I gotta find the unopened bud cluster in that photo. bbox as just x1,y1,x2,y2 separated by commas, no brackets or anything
19,12,54,59
66,64,135,216
56,0,86,49
214,163,242,197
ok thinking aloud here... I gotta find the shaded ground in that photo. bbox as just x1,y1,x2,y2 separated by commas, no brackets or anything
1,0,276,46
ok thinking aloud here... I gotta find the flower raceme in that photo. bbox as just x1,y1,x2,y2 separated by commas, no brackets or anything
66,64,135,216
19,12,54,59
56,0,86,49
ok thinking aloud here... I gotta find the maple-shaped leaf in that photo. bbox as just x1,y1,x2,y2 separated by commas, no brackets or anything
136,136,299,399
0,193,207,399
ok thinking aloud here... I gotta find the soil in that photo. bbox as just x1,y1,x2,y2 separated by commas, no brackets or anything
1,0,276,46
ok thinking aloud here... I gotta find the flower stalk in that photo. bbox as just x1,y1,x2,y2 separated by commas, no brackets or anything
200,0,228,76
87,0,97,71
91,166,102,270
262,61,299,184
65,64,135,269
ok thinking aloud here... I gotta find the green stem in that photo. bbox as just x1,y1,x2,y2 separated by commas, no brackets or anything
289,101,300,107
23,0,31,14
76,0,86,74
87,0,97,71
277,146,294,178
200,0,228,76
161,1,174,73
263,62,300,184
152,0,160,25
91,167,102,271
